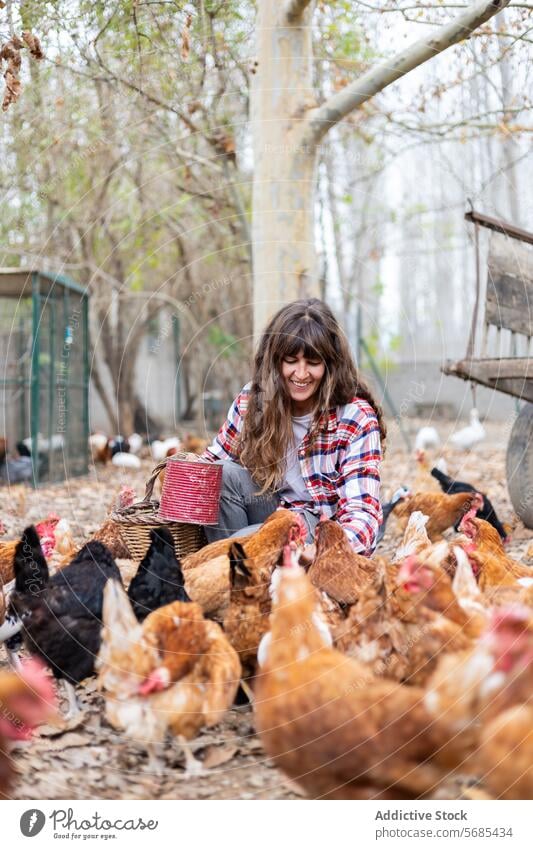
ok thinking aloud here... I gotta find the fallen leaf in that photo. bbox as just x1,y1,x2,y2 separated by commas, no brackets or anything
202,745,239,769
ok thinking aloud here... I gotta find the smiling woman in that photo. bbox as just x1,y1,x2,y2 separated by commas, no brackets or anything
199,298,386,555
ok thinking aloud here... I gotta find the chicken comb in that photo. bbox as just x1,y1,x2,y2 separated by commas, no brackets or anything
458,505,479,536
290,512,308,544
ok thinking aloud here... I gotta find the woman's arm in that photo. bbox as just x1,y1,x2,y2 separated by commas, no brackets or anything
335,407,382,555
199,384,251,463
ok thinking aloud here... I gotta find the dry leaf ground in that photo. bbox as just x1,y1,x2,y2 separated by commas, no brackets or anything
1,418,531,800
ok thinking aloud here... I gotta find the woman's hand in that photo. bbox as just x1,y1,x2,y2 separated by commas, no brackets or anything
299,543,316,568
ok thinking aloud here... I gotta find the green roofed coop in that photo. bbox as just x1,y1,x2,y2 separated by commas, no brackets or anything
0,269,89,484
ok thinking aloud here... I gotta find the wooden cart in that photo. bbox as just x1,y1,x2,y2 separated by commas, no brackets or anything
442,210,533,528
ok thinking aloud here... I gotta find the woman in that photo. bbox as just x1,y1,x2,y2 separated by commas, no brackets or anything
200,298,385,556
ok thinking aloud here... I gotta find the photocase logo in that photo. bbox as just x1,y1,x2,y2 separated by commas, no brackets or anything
20,809,46,837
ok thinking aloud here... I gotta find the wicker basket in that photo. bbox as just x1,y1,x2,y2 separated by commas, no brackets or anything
110,456,208,561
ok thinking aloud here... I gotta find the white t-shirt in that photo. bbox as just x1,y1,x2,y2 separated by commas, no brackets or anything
279,412,313,503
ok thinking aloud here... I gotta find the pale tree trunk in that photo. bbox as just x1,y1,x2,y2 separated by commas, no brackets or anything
252,1,318,339
252,0,511,338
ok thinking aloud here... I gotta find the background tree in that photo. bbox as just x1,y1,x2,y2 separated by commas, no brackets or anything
1,0,531,432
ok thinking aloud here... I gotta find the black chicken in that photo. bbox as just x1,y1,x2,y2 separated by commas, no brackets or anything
127,526,190,622
430,467,508,540
8,528,122,718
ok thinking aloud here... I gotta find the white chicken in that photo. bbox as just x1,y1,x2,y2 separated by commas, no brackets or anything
111,452,141,470
414,426,440,452
128,433,143,455
151,437,182,461
450,408,485,451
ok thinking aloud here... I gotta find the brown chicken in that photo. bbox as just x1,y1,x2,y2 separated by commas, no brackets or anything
412,450,441,493
0,515,61,583
182,434,209,455
254,558,485,800
396,544,487,640
0,659,57,796
98,580,241,774
470,631,533,798
423,605,533,755
458,509,532,591
308,516,378,604
223,541,274,675
89,432,111,464
88,485,136,560
394,491,481,541
475,704,533,799
334,554,471,686
225,541,344,678
182,508,307,619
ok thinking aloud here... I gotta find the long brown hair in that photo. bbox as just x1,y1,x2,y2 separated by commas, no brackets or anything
238,299,386,492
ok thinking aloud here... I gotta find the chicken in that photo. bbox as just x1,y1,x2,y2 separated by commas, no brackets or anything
471,642,533,799
89,432,110,464
182,508,307,618
33,514,60,558
112,452,141,470
225,540,343,677
376,486,410,545
98,580,241,774
53,518,77,557
0,658,57,796
475,704,533,799
414,426,440,453
307,515,377,604
128,433,143,455
458,510,532,591
334,552,471,686
391,510,432,563
254,557,481,800
0,580,22,646
223,541,273,675
423,606,533,743
431,466,508,541
182,433,209,455
393,491,482,542
0,513,60,583
396,543,487,640
412,450,441,493
9,527,123,719
127,527,190,621
89,485,136,560
151,437,182,461
450,408,485,451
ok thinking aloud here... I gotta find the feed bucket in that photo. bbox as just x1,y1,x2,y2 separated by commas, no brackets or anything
158,456,223,525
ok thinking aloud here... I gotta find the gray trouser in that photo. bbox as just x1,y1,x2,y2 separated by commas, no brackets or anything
204,459,319,544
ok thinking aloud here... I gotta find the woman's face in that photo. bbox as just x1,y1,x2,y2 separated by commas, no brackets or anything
281,349,326,413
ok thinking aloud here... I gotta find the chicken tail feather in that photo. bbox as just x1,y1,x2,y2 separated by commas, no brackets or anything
13,525,49,594
103,578,139,635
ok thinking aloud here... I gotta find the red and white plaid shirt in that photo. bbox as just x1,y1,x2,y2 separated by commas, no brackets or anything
201,383,383,555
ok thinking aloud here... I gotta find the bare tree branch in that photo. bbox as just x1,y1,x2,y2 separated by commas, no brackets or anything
305,0,512,145
284,0,314,23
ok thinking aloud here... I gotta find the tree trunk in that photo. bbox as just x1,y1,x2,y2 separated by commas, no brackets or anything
252,0,319,339
251,0,511,338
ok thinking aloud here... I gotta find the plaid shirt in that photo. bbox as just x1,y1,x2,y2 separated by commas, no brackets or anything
201,383,382,555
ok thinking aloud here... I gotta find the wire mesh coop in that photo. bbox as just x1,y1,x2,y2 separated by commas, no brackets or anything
0,269,89,485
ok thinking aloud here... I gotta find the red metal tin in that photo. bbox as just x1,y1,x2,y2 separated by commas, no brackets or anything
158,457,223,525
